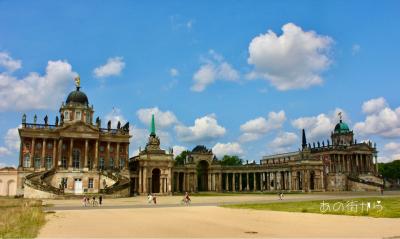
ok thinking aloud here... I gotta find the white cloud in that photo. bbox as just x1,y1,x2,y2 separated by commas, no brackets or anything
212,142,244,158
268,132,299,153
172,145,187,157
354,98,400,138
384,142,400,152
0,147,11,156
247,22,333,90
292,108,347,141
239,110,286,142
380,142,400,162
136,107,178,129
129,125,172,157
5,125,20,152
0,60,76,111
352,44,361,55
104,108,127,128
191,50,239,92
0,52,22,72
362,97,387,114
170,68,179,77
175,114,226,143
93,57,125,78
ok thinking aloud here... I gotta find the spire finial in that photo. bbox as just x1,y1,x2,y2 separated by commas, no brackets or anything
150,114,156,136
302,129,307,149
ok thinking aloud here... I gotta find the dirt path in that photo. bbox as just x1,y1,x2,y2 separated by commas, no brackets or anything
39,206,400,238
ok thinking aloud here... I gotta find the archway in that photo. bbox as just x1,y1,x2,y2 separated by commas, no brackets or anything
310,171,315,190
8,180,16,196
152,168,161,193
0,179,3,195
197,160,209,191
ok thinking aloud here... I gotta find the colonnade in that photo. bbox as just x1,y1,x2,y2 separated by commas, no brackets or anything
329,153,378,174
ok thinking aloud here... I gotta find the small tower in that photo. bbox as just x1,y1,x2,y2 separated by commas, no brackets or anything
331,112,354,146
150,114,156,137
302,129,307,150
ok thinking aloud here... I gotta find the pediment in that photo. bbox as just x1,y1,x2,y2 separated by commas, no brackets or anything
59,122,99,138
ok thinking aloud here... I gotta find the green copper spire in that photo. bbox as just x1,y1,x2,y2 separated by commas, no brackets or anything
150,114,156,136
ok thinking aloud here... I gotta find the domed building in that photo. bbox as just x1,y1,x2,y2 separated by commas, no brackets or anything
17,77,131,198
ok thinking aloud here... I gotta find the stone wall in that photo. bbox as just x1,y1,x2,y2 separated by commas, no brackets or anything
348,180,380,192
24,184,57,199
326,174,347,191
0,168,18,196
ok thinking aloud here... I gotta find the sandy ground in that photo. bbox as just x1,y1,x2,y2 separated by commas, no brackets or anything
38,192,400,238
39,206,400,238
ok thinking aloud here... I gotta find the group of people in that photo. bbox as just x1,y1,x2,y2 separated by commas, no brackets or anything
82,195,103,207
147,193,157,204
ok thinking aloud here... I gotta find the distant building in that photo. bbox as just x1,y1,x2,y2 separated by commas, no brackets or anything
1,77,383,198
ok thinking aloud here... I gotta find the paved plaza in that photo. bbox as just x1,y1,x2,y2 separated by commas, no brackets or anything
38,192,400,238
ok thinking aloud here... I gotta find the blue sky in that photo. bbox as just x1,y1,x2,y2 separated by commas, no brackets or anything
1,0,400,167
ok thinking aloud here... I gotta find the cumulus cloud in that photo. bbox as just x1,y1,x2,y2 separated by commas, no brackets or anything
104,108,127,128
361,97,388,114
239,110,286,142
0,52,22,72
381,142,400,162
170,68,179,77
292,108,347,141
136,107,178,129
212,142,244,158
0,60,76,111
191,50,239,92
354,97,400,138
0,147,11,156
5,125,20,152
247,23,333,90
268,132,298,153
93,57,125,78
172,145,187,157
175,114,226,143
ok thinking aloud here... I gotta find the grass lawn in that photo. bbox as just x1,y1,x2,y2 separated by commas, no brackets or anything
174,191,302,197
0,197,46,238
223,197,400,218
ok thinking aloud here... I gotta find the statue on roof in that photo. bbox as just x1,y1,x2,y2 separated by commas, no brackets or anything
74,75,80,88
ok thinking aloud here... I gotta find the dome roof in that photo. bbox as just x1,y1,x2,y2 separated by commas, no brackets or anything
192,145,211,153
66,87,89,106
334,120,350,133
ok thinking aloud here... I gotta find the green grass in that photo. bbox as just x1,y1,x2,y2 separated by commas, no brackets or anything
174,191,302,197
223,197,400,218
0,197,46,238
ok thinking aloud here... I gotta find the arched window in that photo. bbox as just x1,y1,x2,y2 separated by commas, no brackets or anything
119,158,124,169
99,157,105,170
46,155,52,169
61,156,67,169
34,156,41,169
23,154,30,168
109,157,114,169
72,149,80,169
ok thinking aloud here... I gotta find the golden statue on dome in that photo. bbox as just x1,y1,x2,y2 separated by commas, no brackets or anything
74,75,81,88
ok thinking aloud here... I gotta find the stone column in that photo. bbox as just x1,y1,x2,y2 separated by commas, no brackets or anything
52,139,57,168
208,173,212,191
321,170,324,190
30,137,35,168
143,167,147,194
239,173,242,191
106,142,110,169
116,143,120,169
246,173,249,191
261,172,265,191
212,173,216,191
288,171,292,190
68,138,73,168
84,139,89,169
41,138,46,168
19,138,23,168
232,173,236,192
274,172,277,191
57,138,63,168
94,140,99,169
253,172,257,191
218,173,222,192
225,173,229,191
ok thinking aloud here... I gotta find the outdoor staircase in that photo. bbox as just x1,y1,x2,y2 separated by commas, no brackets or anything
24,168,64,195
99,170,131,195
347,174,384,190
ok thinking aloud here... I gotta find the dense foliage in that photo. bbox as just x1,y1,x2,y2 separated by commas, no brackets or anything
219,155,243,166
378,160,400,179
174,150,190,165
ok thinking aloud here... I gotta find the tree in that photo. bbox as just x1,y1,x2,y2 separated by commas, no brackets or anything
378,160,400,179
174,150,190,165
220,155,243,166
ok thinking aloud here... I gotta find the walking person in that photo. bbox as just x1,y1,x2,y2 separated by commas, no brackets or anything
152,194,157,205
147,193,153,204
82,196,87,207
99,195,103,206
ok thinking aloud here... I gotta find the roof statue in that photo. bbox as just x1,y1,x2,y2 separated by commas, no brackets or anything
74,75,81,88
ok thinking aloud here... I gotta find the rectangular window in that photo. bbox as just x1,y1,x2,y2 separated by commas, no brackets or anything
88,178,94,189
64,111,69,120
61,178,68,189
76,111,81,120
